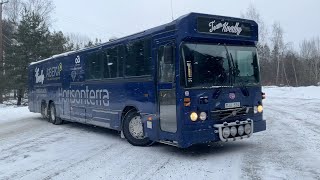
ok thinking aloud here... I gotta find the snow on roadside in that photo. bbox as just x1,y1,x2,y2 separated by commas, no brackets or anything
263,86,320,99
0,106,38,124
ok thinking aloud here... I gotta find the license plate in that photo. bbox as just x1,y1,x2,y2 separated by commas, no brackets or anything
225,102,240,109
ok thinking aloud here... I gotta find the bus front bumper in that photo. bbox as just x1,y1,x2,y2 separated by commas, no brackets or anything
179,119,266,148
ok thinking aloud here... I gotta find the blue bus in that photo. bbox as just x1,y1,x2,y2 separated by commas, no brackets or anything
28,13,266,148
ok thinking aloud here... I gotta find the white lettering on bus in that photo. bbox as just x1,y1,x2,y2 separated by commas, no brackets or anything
58,86,110,107
35,67,45,84
209,21,242,35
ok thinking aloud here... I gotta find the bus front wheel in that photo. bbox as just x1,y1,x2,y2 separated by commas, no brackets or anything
123,111,152,146
49,102,63,125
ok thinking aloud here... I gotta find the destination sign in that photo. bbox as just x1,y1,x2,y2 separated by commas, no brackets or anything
197,17,253,37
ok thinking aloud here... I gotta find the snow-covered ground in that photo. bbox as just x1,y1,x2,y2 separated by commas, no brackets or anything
0,87,320,180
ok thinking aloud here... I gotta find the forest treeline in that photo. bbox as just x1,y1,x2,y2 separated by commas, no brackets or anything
0,0,99,104
242,5,320,87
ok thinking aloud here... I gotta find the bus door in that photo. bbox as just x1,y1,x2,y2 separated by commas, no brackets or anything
157,43,177,133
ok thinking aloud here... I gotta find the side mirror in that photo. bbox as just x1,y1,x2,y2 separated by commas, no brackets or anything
164,46,174,64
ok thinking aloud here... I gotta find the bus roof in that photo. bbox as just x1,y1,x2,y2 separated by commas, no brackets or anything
30,12,257,66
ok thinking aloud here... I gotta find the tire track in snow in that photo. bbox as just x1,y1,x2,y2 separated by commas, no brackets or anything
243,105,320,179
42,144,117,180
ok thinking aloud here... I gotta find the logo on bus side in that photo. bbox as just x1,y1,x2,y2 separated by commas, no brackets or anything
209,20,242,35
46,63,63,80
58,86,110,107
35,67,45,84
75,56,80,64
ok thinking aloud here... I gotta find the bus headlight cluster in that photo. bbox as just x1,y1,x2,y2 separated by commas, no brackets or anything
230,126,237,137
254,105,263,113
222,124,252,139
238,125,244,136
199,112,207,121
244,124,252,134
222,127,231,138
190,112,207,121
190,112,198,122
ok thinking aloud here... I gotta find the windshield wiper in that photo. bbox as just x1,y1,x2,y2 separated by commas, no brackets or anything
229,52,237,84
224,45,234,86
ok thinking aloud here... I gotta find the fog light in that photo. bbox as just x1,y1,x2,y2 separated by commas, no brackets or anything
230,126,237,137
190,112,198,122
222,127,231,138
257,105,263,113
244,124,251,134
199,112,207,121
238,125,244,136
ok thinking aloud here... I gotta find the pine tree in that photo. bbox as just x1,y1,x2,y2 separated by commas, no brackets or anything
6,9,50,105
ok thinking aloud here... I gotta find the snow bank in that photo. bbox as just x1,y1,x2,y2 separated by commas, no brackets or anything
0,106,37,124
263,86,320,99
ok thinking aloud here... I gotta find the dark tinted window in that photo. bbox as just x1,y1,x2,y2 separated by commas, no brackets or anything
103,45,124,78
158,45,175,82
86,52,103,79
125,38,151,76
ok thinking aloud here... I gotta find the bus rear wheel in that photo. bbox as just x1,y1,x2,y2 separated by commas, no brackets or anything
49,102,63,125
123,111,152,146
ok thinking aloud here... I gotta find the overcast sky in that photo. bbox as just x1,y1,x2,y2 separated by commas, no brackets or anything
53,0,319,50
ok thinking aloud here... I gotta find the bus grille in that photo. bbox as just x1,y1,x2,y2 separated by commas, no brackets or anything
211,107,253,121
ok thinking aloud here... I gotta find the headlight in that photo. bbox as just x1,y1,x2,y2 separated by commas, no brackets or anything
190,112,198,121
199,112,207,121
222,127,231,138
244,124,251,134
254,106,258,114
238,125,244,136
230,126,237,137
257,105,263,113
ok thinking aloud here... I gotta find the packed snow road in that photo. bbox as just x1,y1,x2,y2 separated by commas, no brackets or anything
0,87,320,180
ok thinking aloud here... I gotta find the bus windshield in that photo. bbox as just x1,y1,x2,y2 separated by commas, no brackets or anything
181,43,260,88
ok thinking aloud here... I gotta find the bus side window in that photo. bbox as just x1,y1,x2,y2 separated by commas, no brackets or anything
103,45,125,79
125,38,151,77
104,47,118,78
159,45,175,83
86,52,103,79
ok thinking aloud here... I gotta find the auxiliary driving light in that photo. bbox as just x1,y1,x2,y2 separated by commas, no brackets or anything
190,112,198,121
222,127,231,138
230,126,237,137
244,124,252,134
199,112,207,121
238,125,244,136
257,105,263,113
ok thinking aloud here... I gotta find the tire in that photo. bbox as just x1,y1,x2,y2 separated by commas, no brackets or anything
49,102,63,125
123,111,152,146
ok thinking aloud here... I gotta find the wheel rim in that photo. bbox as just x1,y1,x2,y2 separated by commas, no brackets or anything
128,116,144,139
50,105,55,121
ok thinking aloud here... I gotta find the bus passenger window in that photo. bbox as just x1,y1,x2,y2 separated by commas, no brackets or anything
159,45,174,82
104,47,118,78
86,52,103,79
125,39,151,76
103,45,124,78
